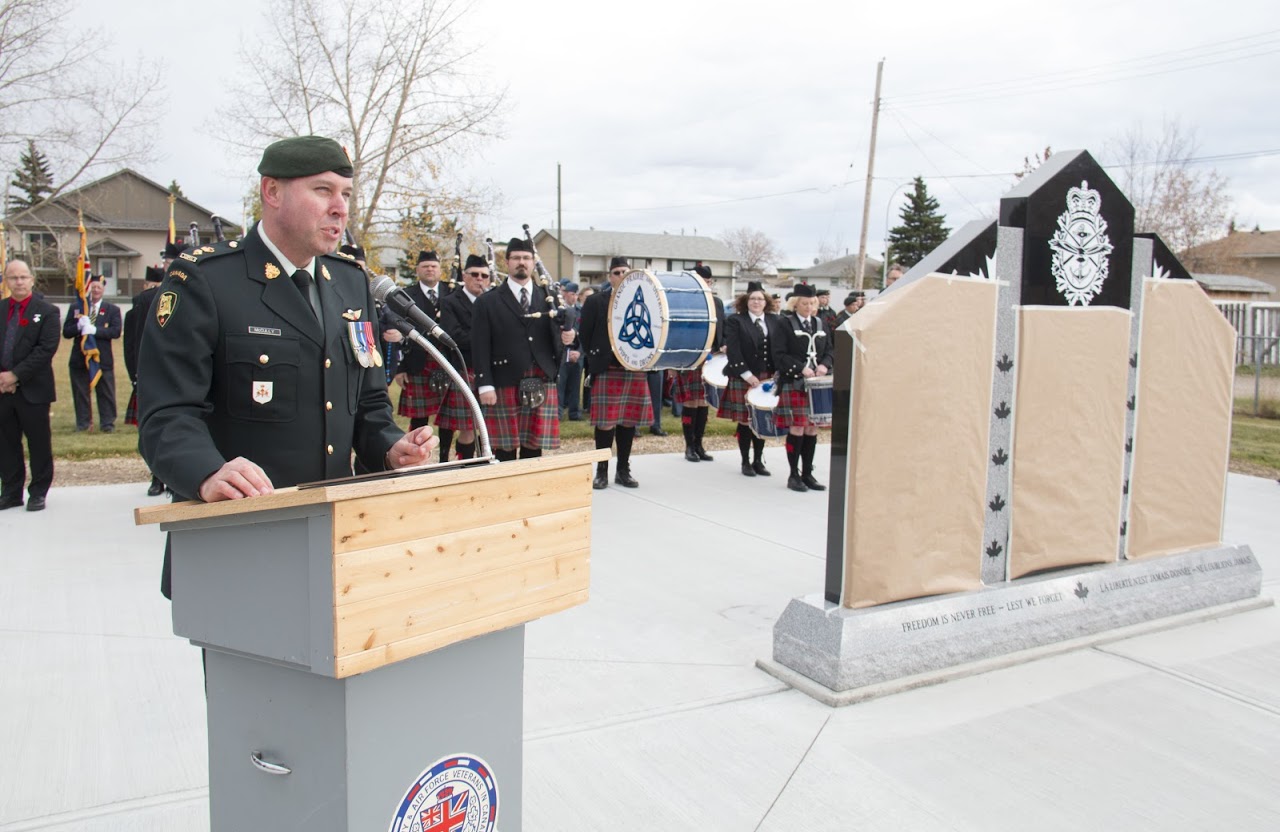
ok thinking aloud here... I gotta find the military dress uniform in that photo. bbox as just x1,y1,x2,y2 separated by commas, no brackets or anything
137,224,404,597
578,278,653,488
470,276,562,459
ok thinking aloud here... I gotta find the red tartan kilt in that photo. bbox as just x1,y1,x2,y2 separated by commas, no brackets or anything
670,369,709,406
773,381,813,428
124,387,139,426
717,375,762,424
589,367,653,428
482,368,560,451
436,369,477,431
397,359,447,419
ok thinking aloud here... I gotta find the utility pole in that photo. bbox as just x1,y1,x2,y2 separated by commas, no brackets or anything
855,59,884,291
556,163,563,278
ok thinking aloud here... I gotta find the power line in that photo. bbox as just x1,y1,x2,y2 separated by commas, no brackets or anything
889,28,1280,107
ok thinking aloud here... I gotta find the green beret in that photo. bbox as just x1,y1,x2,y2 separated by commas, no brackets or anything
258,136,354,179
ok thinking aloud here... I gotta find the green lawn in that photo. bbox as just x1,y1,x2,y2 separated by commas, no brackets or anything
46,330,1280,480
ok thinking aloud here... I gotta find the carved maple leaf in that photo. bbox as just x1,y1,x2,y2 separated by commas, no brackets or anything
1125,438,1133,453
1130,352,1138,368
1127,395,1135,411
988,494,1006,512
1120,521,1127,536
985,540,1003,558
996,354,1013,373
1123,479,1129,495
991,448,1008,466
1074,581,1089,599
994,401,1011,420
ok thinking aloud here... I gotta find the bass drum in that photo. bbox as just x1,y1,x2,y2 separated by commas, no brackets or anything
746,381,783,439
608,269,716,372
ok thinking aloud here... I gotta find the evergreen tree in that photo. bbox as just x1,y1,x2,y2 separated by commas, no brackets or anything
168,179,185,197
8,140,55,212
886,176,949,269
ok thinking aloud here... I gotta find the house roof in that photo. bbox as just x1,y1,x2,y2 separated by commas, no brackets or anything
1187,229,1280,260
4,168,242,235
536,228,737,262
1192,273,1276,294
87,238,142,257
790,253,884,280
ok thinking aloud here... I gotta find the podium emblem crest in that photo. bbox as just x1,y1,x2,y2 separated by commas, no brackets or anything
389,754,498,832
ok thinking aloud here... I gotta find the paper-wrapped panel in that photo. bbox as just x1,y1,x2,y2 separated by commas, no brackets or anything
842,274,994,608
1128,280,1234,558
1009,308,1130,578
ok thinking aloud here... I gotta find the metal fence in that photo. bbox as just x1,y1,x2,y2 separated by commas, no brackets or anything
1215,302,1280,416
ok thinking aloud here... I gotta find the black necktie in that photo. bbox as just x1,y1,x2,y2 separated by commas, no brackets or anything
1,305,19,370
428,288,437,305
291,270,317,318
520,287,529,313
755,318,765,337
804,318,813,334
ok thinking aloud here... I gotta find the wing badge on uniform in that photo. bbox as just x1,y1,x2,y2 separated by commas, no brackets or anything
265,263,281,281
341,308,362,321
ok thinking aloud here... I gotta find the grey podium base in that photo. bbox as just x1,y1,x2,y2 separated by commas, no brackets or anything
767,544,1264,707
204,626,524,832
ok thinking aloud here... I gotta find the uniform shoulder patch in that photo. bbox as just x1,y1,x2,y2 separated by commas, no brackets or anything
166,268,189,283
191,240,239,262
155,291,179,327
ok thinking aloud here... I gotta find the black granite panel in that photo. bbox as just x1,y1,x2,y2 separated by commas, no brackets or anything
1138,233,1195,281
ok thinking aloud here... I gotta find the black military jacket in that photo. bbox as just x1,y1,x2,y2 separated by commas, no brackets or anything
0,295,60,404
397,280,453,376
772,311,834,383
470,279,561,388
723,311,785,378
577,285,622,378
438,286,482,369
124,285,160,382
136,225,403,500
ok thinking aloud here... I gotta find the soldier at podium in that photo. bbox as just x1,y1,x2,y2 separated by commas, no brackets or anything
137,135,437,597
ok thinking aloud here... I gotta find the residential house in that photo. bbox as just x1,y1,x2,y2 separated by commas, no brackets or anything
1192,273,1276,303
532,228,739,299
788,253,885,292
3,168,242,298
1184,229,1280,296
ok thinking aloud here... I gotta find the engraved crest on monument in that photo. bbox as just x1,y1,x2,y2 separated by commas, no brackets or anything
1048,181,1113,306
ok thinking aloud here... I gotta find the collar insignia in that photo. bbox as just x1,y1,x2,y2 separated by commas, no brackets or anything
265,263,281,281
321,264,332,281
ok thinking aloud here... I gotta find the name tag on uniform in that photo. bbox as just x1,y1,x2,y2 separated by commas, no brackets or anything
249,326,282,336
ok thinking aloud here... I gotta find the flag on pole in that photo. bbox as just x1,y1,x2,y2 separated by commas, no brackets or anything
76,211,103,391
168,193,177,246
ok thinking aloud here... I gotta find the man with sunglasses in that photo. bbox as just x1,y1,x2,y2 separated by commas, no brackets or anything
436,253,492,461
579,256,653,489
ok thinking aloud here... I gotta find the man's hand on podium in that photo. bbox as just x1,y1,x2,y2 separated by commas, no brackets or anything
198,457,275,502
386,426,438,469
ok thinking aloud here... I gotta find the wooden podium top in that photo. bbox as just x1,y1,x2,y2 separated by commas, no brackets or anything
135,450,609,526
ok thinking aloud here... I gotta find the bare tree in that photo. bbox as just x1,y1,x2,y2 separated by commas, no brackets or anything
1106,119,1231,258
721,226,783,272
0,0,161,212
1014,146,1052,182
219,0,504,244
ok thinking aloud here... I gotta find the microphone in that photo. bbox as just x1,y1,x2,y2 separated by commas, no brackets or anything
370,275,457,348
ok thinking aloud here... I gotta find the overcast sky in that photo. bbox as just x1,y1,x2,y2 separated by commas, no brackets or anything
77,0,1279,268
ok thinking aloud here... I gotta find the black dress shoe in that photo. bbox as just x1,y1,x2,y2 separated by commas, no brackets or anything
695,445,713,461
787,475,809,492
684,447,700,462
26,496,46,511
752,461,771,477
648,426,667,437
147,481,166,497
615,470,639,488
101,425,115,434
741,462,757,477
801,474,826,491
0,497,22,510
593,474,609,490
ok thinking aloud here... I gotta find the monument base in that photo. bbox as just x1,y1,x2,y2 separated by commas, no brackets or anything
766,544,1265,706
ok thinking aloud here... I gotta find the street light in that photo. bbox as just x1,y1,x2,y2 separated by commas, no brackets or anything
882,180,912,290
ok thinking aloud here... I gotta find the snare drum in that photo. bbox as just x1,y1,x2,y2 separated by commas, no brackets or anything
746,381,784,439
609,269,716,372
806,375,834,428
701,353,728,410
